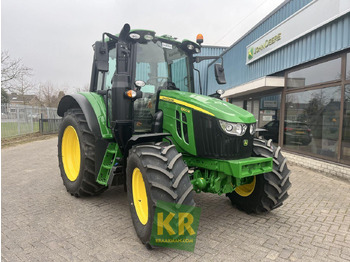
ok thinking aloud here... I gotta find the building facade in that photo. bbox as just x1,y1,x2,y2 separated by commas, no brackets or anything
206,0,350,167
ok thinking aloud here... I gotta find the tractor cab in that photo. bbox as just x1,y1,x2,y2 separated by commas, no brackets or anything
89,26,201,138
131,36,196,132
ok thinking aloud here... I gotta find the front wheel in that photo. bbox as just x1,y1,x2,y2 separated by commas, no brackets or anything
126,143,195,246
58,108,106,197
227,138,291,213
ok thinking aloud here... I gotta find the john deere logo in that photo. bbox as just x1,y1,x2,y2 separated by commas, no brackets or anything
248,47,254,60
243,140,249,146
247,33,282,62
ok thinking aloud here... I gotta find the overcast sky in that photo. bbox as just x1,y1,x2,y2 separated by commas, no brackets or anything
1,0,284,93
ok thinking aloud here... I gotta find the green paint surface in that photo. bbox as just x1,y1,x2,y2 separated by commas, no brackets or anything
79,92,113,139
159,99,197,155
184,156,273,194
184,156,272,179
159,90,256,123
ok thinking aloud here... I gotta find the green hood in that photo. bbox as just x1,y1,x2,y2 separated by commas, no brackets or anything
159,90,256,123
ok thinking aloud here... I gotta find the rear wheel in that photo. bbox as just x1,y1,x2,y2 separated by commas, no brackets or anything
302,137,312,145
126,143,194,246
227,138,291,213
58,108,106,197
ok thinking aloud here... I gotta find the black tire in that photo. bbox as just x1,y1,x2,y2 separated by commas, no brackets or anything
227,138,291,213
302,137,312,145
58,108,106,197
126,143,195,246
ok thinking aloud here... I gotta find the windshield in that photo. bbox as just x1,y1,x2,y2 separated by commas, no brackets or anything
135,40,192,93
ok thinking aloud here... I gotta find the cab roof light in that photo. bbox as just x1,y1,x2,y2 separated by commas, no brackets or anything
196,34,203,45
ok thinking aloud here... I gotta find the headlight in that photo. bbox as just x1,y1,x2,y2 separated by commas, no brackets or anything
219,120,247,136
144,34,154,41
187,44,194,50
129,33,140,40
250,123,256,135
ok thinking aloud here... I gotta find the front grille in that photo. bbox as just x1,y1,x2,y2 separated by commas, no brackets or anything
193,111,253,159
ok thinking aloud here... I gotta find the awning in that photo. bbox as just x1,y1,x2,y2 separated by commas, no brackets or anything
222,76,284,99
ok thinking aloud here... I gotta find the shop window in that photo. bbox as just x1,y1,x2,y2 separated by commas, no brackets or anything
346,53,350,80
284,86,341,159
259,93,281,142
341,85,350,162
247,99,260,122
286,58,341,89
261,120,279,143
231,100,243,108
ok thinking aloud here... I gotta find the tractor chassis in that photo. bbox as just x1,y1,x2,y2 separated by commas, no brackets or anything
184,156,273,195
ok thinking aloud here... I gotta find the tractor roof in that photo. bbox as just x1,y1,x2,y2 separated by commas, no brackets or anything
103,29,200,51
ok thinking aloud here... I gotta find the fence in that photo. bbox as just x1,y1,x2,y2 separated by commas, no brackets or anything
1,104,61,138
39,119,62,135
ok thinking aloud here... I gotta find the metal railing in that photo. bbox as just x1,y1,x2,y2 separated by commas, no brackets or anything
1,104,61,138
39,118,62,134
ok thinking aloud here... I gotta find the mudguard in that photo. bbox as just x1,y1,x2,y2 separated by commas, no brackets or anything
57,94,103,138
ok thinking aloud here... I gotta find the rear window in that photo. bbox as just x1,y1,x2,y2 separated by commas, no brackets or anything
285,122,308,128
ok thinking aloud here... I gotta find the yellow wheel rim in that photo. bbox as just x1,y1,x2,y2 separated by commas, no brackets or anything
61,125,81,182
132,168,148,225
235,176,256,197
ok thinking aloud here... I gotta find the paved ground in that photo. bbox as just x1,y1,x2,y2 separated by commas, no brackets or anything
2,138,350,261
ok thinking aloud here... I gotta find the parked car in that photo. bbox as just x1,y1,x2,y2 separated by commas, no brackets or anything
261,120,312,145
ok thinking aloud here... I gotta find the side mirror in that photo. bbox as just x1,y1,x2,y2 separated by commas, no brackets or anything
214,64,226,85
94,41,109,72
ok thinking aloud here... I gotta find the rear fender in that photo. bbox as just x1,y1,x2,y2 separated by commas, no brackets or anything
57,94,102,138
57,93,113,139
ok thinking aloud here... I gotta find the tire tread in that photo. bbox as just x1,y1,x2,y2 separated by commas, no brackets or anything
227,138,291,213
58,108,106,197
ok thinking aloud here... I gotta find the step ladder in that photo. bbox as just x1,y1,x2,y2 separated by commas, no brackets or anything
96,143,120,186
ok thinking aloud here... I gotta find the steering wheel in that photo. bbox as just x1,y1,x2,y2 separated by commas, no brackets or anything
146,77,169,86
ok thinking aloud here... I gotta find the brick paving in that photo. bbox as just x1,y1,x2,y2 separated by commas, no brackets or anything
2,138,350,261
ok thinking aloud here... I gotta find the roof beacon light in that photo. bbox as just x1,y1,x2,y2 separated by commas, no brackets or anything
196,34,203,45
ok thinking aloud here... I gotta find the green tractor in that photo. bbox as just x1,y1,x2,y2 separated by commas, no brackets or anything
57,24,291,246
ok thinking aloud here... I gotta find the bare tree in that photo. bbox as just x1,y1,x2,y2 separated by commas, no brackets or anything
346,85,350,101
13,73,36,105
75,83,90,93
37,82,66,107
1,51,32,89
38,82,55,107
1,51,35,105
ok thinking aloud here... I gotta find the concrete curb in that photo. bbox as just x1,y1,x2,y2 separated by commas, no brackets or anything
283,151,350,182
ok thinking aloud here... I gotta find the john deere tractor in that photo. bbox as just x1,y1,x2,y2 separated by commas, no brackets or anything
57,24,291,246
